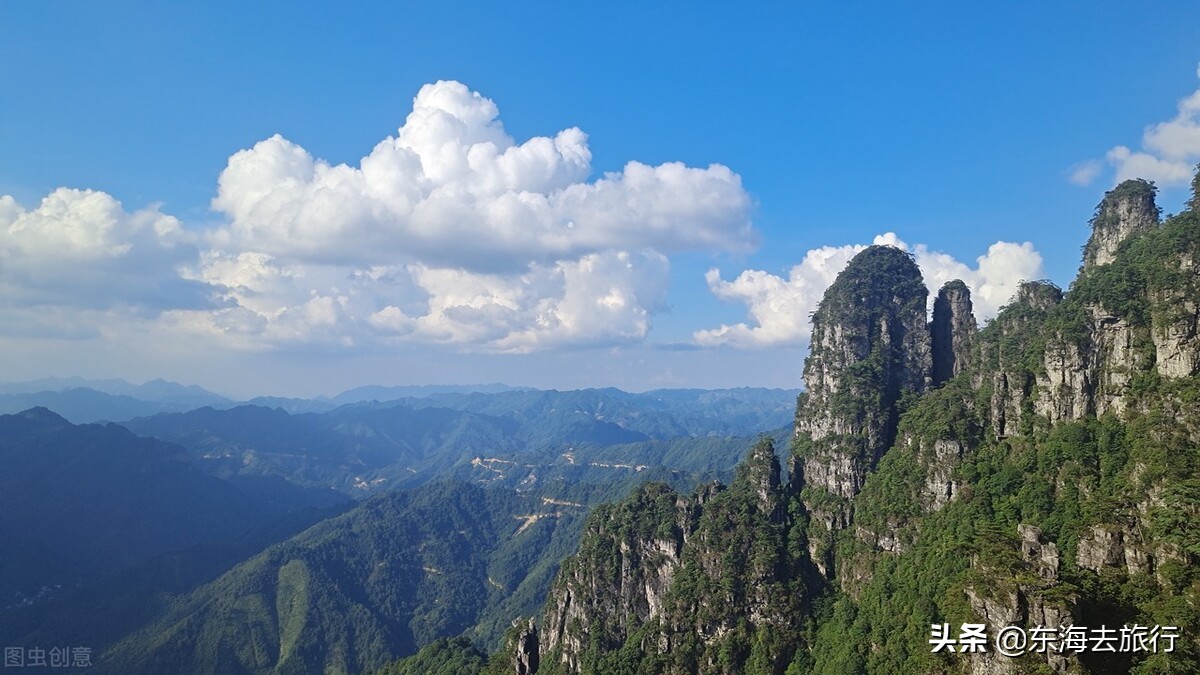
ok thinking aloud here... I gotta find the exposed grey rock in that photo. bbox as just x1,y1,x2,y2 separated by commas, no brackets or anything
990,371,1029,438
539,486,689,674
1151,281,1200,379
1035,335,1093,424
1076,524,1152,576
965,525,1077,675
1082,179,1159,271
923,438,965,510
1017,524,1060,581
513,618,539,675
740,436,785,522
983,282,1062,438
931,279,977,385
1090,307,1140,416
793,245,931,574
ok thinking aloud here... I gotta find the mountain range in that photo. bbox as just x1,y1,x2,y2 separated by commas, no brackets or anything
3,171,1199,673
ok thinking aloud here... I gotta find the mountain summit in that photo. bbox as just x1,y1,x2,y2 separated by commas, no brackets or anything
502,168,1200,675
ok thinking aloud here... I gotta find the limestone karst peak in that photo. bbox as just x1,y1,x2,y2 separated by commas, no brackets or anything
1082,178,1160,271
931,279,977,386
793,244,931,574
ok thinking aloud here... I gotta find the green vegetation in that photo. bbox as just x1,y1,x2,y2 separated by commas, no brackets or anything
509,173,1200,674
7,171,1200,674
375,637,489,675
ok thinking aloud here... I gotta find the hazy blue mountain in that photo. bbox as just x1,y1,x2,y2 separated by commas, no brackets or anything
329,383,535,405
396,387,800,440
0,388,195,423
118,389,796,497
0,377,230,406
0,408,279,599
0,377,234,423
121,403,526,493
242,396,338,414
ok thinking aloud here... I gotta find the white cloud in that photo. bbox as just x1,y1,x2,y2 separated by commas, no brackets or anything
163,247,669,353
1069,160,1103,186
401,250,670,351
210,80,754,271
2,81,751,352
695,233,1044,348
0,188,206,312
1076,64,1200,187
1106,146,1196,186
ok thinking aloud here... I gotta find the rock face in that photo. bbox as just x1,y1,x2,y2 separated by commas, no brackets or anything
1089,306,1140,416
965,525,1078,675
1076,524,1151,576
793,245,931,574
1151,283,1200,379
1082,179,1160,270
931,280,977,386
538,439,804,674
513,619,539,675
523,168,1200,675
539,482,691,674
979,281,1062,438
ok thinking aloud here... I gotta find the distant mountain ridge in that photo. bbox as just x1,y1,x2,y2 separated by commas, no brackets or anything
117,388,799,496
329,383,536,404
0,408,280,599
0,377,231,405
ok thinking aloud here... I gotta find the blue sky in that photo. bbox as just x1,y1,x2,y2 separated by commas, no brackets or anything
1,2,1198,397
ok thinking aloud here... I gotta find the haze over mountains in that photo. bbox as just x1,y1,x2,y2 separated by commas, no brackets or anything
4,174,1200,674
0,378,542,422
0,381,797,673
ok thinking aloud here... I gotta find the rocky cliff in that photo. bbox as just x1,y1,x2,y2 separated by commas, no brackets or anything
932,279,977,386
514,168,1200,675
793,245,931,574
1082,178,1160,270
534,439,808,675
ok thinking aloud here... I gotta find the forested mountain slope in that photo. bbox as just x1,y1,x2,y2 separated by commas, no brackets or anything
0,408,280,600
476,173,1200,675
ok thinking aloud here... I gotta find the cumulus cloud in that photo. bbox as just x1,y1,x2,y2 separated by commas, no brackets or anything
1075,63,1200,187
173,248,670,352
2,81,752,352
0,188,207,313
695,233,1044,348
210,80,754,271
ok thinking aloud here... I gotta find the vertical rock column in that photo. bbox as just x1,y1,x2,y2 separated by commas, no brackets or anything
792,245,931,576
931,279,977,386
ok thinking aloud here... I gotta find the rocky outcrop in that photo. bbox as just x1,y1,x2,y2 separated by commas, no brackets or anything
1036,304,1152,423
980,282,1062,438
922,438,966,510
538,440,804,674
513,619,539,675
539,482,691,673
965,525,1078,675
1082,179,1159,271
520,168,1200,675
739,433,785,522
931,280,977,386
1076,524,1152,576
1035,332,1093,424
1151,282,1200,379
1089,307,1140,416
794,245,931,574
